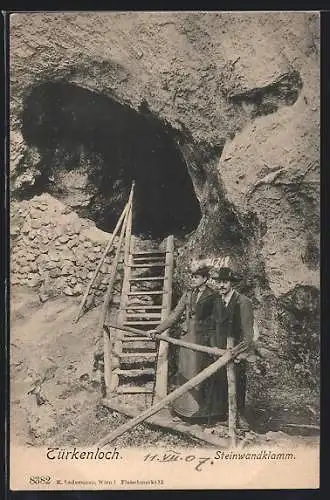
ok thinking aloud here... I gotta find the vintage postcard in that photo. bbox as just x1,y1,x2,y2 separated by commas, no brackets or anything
9,11,320,490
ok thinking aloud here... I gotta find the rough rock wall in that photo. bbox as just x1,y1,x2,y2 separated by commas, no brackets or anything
10,11,319,267
10,12,320,415
218,84,319,299
10,193,121,305
10,12,319,152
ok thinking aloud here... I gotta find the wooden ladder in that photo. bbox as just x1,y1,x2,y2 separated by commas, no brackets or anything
106,235,174,398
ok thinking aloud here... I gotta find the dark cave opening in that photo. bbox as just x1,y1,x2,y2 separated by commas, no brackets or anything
21,82,202,239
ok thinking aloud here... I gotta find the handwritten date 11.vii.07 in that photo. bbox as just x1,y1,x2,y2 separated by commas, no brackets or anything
143,450,214,472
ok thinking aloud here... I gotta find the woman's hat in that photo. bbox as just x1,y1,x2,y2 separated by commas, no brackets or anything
189,259,210,277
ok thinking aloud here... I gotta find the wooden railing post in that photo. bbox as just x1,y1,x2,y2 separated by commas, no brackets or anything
153,235,174,402
226,336,237,447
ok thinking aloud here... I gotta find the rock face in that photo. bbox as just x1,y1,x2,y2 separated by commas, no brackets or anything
219,100,319,298
10,12,319,142
10,12,320,416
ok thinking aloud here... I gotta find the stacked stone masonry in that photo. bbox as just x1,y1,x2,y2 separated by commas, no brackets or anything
10,193,122,306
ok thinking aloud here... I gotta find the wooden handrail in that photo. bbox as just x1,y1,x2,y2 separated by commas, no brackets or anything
154,234,174,402
107,323,226,357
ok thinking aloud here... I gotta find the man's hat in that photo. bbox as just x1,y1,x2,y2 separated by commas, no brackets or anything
209,266,237,282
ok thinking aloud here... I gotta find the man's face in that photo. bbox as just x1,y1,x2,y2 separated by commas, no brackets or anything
217,279,232,296
190,273,207,289
208,276,233,296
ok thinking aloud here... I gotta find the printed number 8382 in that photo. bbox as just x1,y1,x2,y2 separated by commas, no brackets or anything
29,476,51,485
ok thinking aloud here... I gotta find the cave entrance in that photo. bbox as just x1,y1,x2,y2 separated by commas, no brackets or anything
21,82,201,239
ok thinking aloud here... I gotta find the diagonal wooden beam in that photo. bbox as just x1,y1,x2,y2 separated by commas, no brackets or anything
74,203,128,323
101,398,229,448
96,341,249,447
100,186,135,395
75,181,135,323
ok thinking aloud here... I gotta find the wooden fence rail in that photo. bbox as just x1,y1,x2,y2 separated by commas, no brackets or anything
97,340,249,447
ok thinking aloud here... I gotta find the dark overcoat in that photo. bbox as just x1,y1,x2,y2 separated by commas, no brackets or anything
198,290,254,420
154,287,254,421
154,286,215,419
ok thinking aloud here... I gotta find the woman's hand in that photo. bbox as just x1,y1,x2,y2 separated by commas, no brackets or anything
234,350,258,364
146,330,158,340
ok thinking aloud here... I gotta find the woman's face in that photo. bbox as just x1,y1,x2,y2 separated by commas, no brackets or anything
190,274,207,289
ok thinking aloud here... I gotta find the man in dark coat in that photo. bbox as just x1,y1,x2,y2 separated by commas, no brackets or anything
148,261,214,422
205,266,254,429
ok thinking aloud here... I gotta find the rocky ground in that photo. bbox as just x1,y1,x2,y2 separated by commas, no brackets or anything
10,287,319,450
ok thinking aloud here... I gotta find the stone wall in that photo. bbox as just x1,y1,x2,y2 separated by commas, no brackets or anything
10,193,121,306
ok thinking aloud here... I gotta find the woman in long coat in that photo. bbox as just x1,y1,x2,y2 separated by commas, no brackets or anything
150,263,216,421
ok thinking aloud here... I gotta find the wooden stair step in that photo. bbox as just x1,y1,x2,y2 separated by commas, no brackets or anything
129,276,165,281
118,352,157,363
124,320,160,326
114,368,155,377
125,317,161,323
116,384,154,394
122,336,155,342
125,305,163,310
127,290,164,296
126,312,162,318
133,255,166,261
122,340,156,351
132,251,165,256
118,352,155,359
129,263,167,268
